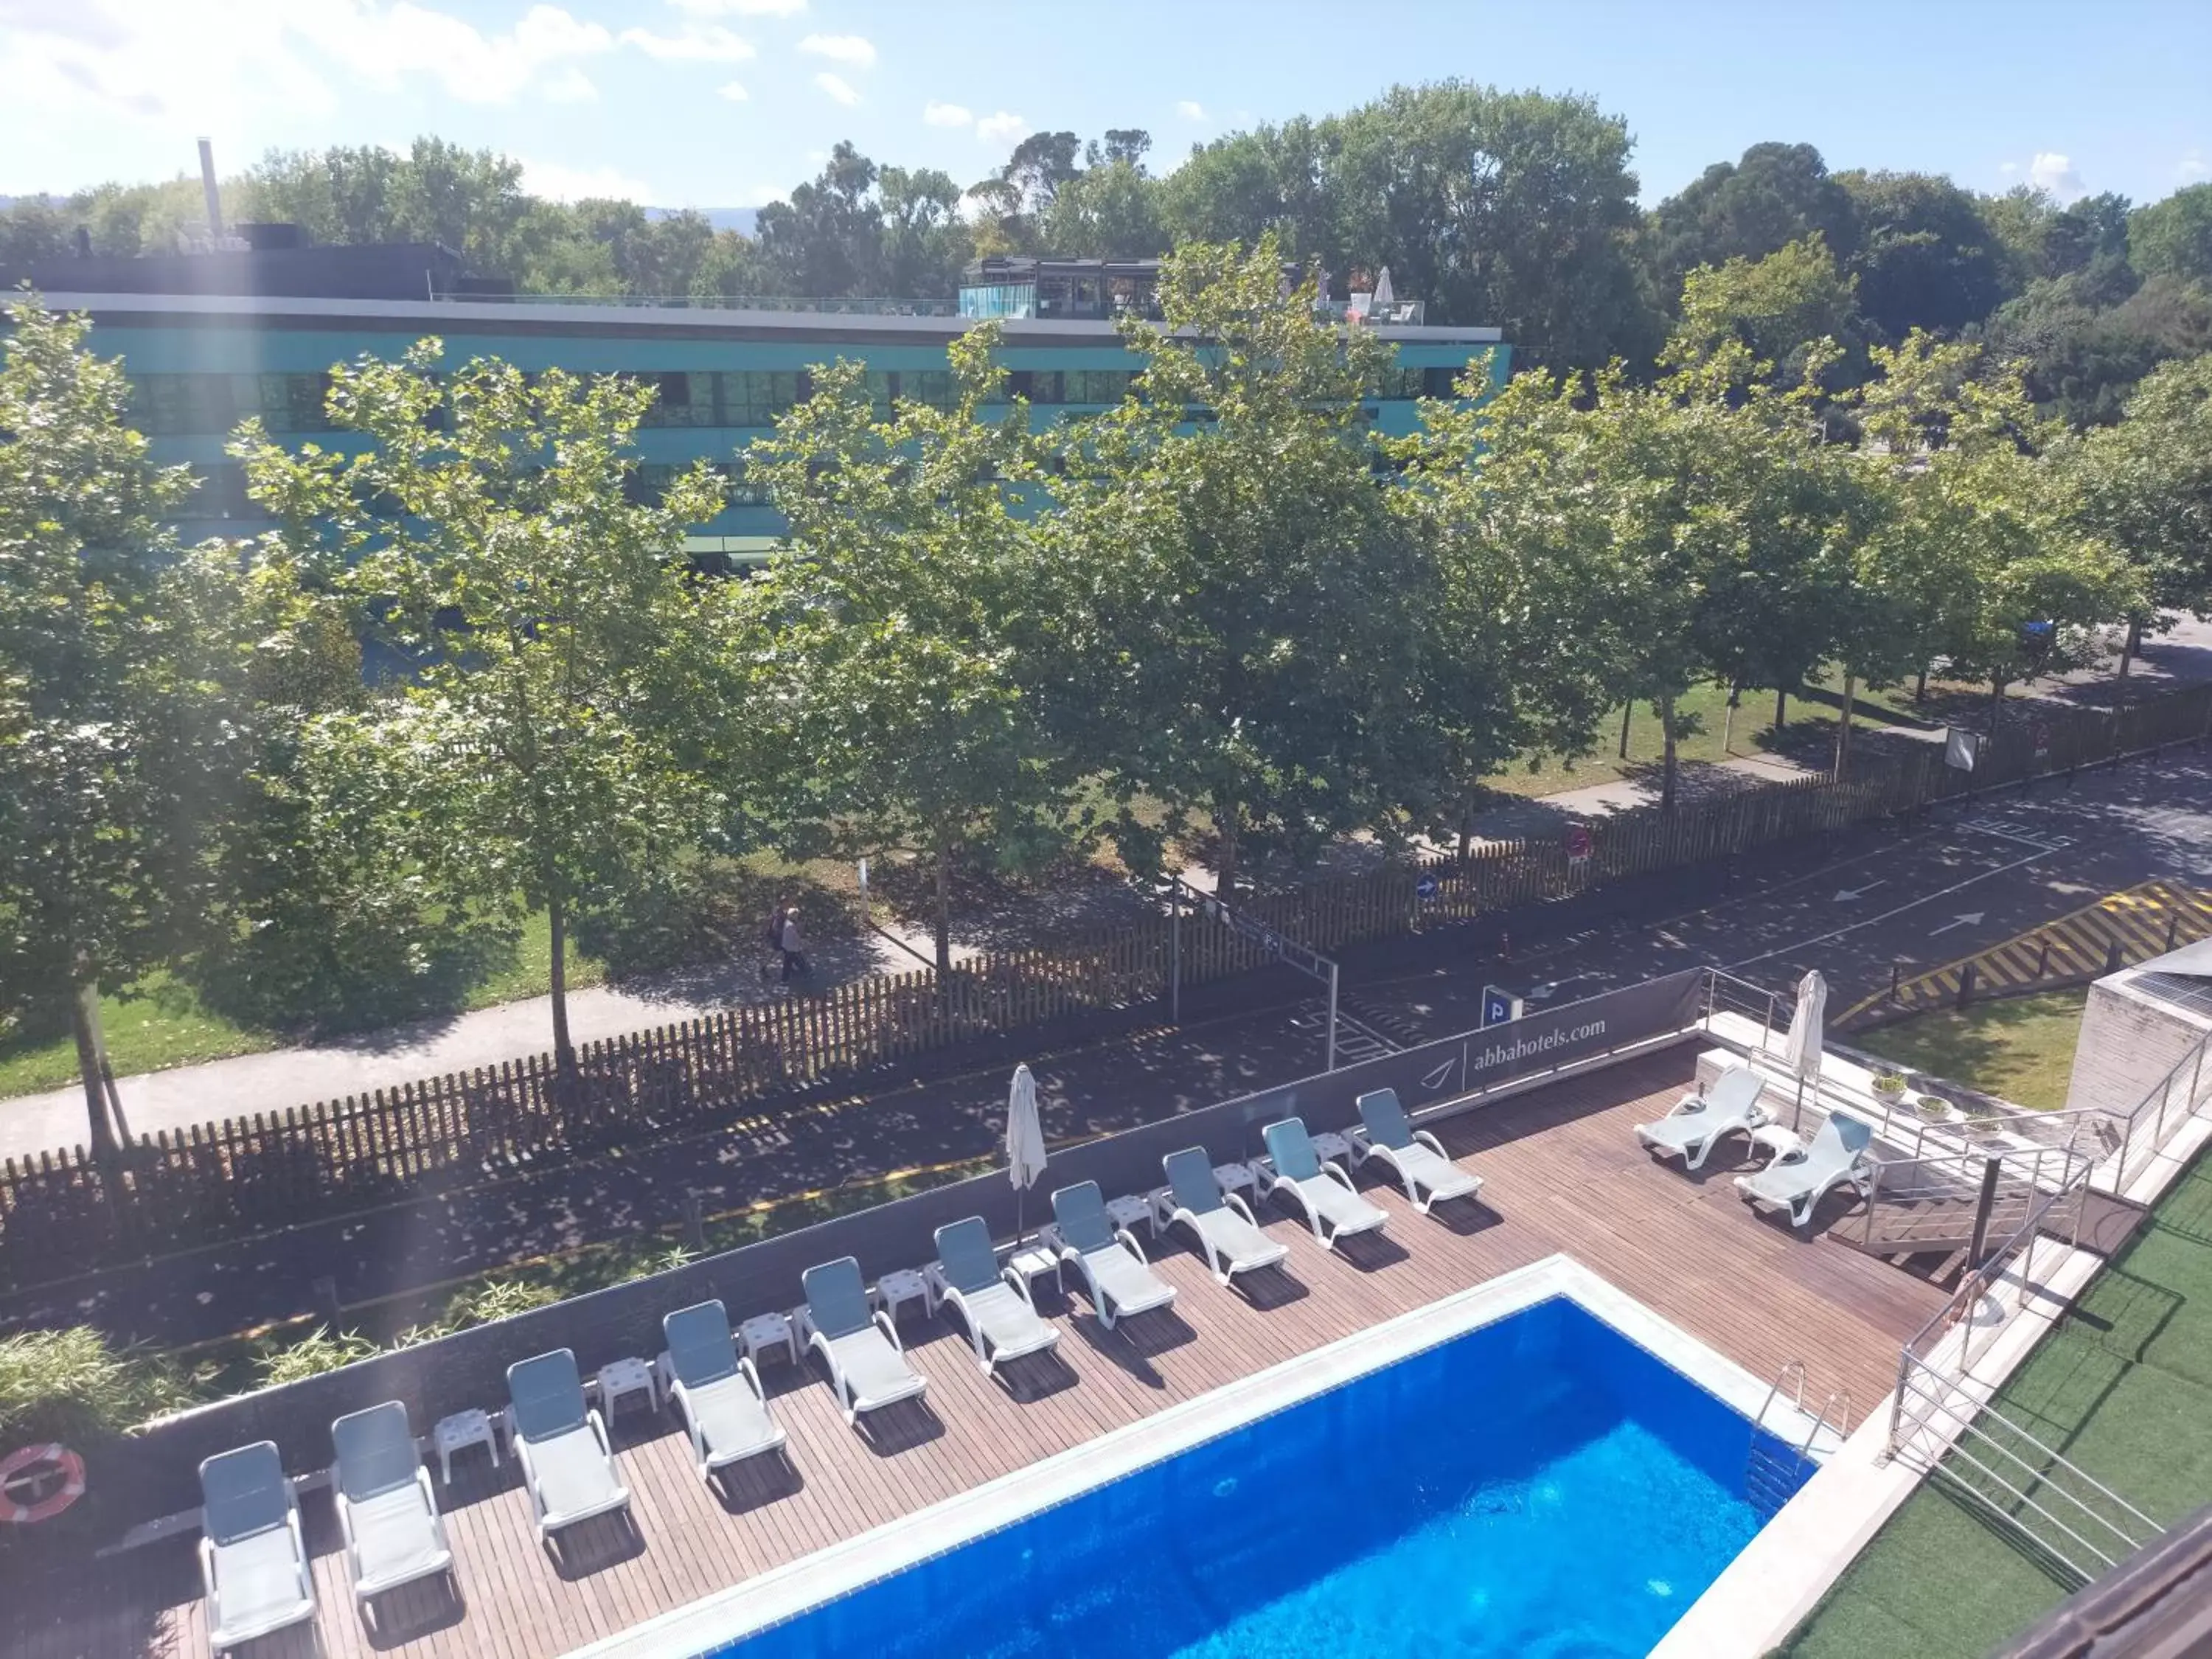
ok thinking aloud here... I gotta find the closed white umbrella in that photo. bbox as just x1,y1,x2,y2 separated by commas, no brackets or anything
1782,970,1827,1128
1006,1062,1048,1244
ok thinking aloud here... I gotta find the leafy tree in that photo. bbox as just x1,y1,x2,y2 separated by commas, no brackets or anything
234,344,730,1076
2130,184,2212,286
1663,234,1861,391
1326,83,1657,368
1039,237,1447,888
1854,335,2140,721
1644,142,1859,298
1838,170,2010,340
1388,363,1637,844
740,327,1060,968
1043,159,1166,259
752,143,970,299
2068,354,2212,689
0,297,293,1152
1156,119,1335,262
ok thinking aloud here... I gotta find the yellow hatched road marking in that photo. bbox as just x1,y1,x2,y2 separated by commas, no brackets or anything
1843,878,2212,1022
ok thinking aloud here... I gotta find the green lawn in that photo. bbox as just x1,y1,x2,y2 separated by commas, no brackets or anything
1865,990,2090,1112
1476,669,1955,799
0,910,602,1100
1775,1146,2212,1658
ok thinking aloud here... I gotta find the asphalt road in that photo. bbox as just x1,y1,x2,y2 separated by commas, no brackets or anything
9,748,2209,1350
1351,751,2212,1040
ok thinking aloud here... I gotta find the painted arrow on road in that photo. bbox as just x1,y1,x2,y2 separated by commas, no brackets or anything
1928,911,1987,937
1834,881,1888,902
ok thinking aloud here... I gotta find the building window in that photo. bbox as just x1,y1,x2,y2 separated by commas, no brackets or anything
719,370,807,428
177,461,252,521
636,371,720,428
1423,365,1469,399
903,370,954,411
1066,369,1132,405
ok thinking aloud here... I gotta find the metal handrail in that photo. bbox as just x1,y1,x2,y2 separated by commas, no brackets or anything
1892,1359,2157,1582
431,291,962,317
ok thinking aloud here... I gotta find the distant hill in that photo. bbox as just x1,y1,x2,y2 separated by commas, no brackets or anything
647,206,758,235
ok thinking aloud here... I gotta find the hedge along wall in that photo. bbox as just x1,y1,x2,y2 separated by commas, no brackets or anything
102,970,1707,1525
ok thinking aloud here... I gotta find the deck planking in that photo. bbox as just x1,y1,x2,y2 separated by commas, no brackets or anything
9,1047,1943,1659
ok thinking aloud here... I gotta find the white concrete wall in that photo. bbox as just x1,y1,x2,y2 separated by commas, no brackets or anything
2065,974,2209,1116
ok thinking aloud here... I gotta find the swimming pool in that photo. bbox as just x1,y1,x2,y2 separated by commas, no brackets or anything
680,1282,1813,1659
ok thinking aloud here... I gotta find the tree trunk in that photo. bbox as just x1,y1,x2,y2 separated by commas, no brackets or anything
932,832,954,973
547,891,575,1077
71,979,120,1158
1989,678,2007,731
1834,671,1856,777
2115,618,2141,711
1455,791,1475,863
1657,695,1680,813
1617,703,1633,760
1773,684,1789,734
1720,681,1739,754
1915,664,1929,703
1213,801,1240,897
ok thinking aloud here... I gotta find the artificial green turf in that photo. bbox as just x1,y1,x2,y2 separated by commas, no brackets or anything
1774,1152,2212,1658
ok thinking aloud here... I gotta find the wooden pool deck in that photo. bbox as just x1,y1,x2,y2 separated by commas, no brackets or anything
10,1046,1944,1659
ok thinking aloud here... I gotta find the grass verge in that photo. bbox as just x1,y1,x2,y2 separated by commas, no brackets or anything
1860,990,2090,1112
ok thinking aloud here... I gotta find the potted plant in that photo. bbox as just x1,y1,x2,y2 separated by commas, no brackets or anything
1913,1093,1951,1123
1871,1071,1907,1102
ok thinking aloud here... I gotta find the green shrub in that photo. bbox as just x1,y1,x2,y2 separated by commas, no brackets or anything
0,1326,207,1445
434,1277,560,1332
254,1326,378,1387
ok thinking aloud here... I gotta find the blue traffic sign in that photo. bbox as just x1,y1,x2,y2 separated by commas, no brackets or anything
1481,986,1522,1028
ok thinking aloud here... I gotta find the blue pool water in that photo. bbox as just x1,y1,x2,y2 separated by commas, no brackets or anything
710,1296,1809,1658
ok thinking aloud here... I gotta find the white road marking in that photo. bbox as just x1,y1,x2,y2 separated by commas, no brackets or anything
1833,881,1888,902
1729,846,2056,971
1928,911,1986,936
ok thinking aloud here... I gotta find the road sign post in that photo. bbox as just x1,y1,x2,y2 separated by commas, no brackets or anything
1565,822,1592,879
1173,874,1346,1070
1481,985,1523,1028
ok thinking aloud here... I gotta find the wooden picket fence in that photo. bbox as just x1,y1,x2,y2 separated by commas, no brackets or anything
4,681,2207,1285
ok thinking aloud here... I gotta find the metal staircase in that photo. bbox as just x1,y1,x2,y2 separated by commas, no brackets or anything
1845,1142,2089,1263
1746,1361,1850,1519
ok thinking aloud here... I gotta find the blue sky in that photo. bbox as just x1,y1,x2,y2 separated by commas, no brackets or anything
2,0,2206,211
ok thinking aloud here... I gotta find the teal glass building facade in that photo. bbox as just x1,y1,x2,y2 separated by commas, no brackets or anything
33,290,1510,560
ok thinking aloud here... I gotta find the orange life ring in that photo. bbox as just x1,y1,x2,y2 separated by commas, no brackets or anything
0,1443,86,1523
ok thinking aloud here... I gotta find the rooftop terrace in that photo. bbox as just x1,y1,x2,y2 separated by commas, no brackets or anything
3,1044,1943,1659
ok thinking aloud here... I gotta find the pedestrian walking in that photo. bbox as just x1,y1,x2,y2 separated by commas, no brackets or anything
779,911,810,982
763,903,788,984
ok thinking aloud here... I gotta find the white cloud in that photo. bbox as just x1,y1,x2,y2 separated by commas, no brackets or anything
716,78,748,100
669,0,802,13
540,65,597,102
619,23,754,61
1175,99,1206,122
812,70,858,105
922,100,972,128
796,32,873,67
524,159,656,202
315,4,616,105
0,1,634,119
975,110,1026,146
2028,151,2087,203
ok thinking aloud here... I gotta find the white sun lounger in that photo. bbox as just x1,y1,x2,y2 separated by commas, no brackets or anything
1635,1063,1771,1171
658,1300,787,1483
1162,1147,1290,1287
798,1256,928,1425
507,1348,632,1538
1259,1116,1388,1250
1349,1088,1483,1214
926,1217,1061,1377
1736,1112,1876,1229
330,1402,454,1605
199,1441,316,1655
1044,1182,1178,1329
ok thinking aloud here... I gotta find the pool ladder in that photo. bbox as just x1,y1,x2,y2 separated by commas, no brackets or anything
1745,1361,1851,1519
